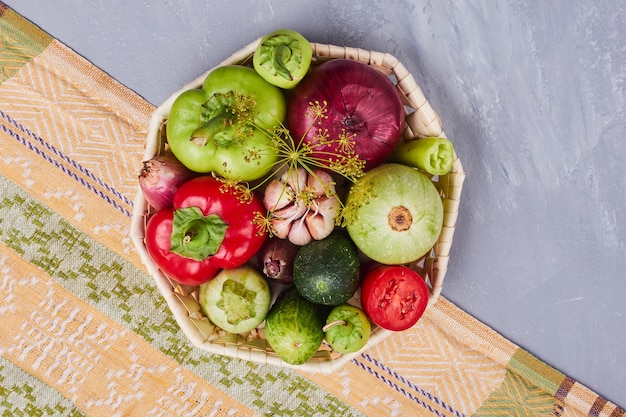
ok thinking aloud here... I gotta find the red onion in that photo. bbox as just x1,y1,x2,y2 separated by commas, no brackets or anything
287,59,405,171
138,153,195,210
259,236,299,283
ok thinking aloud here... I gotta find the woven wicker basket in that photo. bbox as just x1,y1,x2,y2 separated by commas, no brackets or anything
130,38,465,373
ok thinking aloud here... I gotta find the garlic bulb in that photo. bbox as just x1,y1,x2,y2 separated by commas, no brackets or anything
263,168,340,245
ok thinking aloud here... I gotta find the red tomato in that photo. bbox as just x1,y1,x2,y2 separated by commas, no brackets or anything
360,265,429,331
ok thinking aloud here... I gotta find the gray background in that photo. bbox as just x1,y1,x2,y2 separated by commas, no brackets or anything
7,0,625,406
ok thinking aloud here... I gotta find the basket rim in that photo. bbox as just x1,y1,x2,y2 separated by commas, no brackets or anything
130,38,466,374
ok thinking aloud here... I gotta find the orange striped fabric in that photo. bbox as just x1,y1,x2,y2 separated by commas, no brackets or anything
1,4,623,416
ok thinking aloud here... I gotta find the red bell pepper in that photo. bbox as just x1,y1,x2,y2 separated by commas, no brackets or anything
144,176,266,286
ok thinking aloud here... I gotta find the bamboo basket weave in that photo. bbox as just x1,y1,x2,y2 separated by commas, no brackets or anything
130,38,465,374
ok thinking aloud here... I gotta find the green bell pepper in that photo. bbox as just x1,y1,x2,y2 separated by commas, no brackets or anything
390,137,455,176
166,65,286,181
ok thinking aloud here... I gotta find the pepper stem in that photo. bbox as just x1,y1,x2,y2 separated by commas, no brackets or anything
169,206,229,261
190,113,236,147
192,90,257,148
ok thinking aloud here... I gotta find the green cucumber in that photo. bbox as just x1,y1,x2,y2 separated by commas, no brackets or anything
292,231,360,306
264,288,325,365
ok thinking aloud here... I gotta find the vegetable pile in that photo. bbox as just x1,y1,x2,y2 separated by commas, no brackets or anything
139,29,457,366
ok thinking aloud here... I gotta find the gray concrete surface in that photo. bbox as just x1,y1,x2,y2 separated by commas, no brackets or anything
7,0,625,406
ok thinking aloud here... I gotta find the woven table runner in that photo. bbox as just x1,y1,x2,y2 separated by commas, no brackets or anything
1,4,623,416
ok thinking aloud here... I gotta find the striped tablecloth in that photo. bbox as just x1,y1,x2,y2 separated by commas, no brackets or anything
1,4,623,416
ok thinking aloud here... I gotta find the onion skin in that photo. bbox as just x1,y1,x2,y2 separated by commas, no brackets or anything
259,237,299,283
138,154,195,210
287,59,405,171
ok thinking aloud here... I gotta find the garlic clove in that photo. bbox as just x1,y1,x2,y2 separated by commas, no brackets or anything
271,201,308,239
283,166,308,191
274,201,307,222
319,195,341,217
288,219,313,246
263,179,294,211
307,169,336,196
304,213,330,241
270,217,292,239
305,196,340,240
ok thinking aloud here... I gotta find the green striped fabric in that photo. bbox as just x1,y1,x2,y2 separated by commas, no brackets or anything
0,4,52,82
0,174,363,417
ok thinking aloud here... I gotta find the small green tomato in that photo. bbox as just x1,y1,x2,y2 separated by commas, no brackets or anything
323,304,371,354
199,265,271,334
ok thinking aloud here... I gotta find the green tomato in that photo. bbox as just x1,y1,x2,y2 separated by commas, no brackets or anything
166,65,286,180
324,304,370,354
253,29,312,89
198,264,271,334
